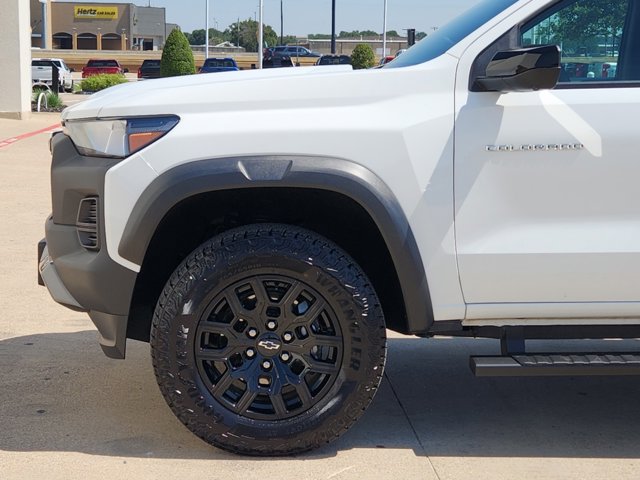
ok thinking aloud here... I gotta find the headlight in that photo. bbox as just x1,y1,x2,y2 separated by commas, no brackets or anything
63,116,179,158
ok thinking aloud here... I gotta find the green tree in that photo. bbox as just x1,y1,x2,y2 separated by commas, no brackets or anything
339,30,378,38
351,44,376,69
385,30,400,37
416,31,427,41
161,29,196,77
308,33,331,39
186,28,226,46
224,19,278,52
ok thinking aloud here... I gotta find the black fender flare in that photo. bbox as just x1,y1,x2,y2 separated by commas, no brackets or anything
119,155,433,333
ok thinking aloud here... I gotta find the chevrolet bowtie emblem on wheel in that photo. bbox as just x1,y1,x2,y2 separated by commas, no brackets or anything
258,340,281,351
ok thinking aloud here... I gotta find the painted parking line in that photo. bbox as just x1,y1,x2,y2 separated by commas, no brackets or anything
0,123,61,149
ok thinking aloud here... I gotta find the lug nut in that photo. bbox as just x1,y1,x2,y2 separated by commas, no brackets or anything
266,320,277,330
246,348,256,358
262,360,272,370
280,352,291,362
247,328,258,338
283,332,293,342
258,375,271,387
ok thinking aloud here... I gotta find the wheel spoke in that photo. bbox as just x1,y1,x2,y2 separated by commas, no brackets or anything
279,281,303,308
302,354,339,375
235,390,258,413
210,371,234,396
294,382,313,405
248,278,269,309
311,335,343,349
270,392,288,416
225,290,250,318
297,298,326,324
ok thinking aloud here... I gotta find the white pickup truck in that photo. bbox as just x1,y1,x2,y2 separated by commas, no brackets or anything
38,0,640,456
31,58,74,92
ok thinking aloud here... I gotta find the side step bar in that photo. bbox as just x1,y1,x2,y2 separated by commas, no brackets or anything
470,353,640,377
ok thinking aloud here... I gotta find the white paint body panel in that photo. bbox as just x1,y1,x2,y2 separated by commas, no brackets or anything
61,0,640,326
64,60,466,321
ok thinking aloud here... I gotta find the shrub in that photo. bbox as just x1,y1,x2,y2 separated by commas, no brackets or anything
351,44,376,70
161,29,196,77
80,74,128,92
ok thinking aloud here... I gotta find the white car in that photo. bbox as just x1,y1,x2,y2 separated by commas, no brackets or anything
40,0,640,456
32,58,74,92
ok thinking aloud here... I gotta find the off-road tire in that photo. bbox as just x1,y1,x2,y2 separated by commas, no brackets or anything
150,224,387,455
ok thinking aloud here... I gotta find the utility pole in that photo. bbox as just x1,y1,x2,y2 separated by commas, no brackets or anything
280,0,284,45
383,0,388,57
331,0,336,54
258,0,264,68
205,0,209,59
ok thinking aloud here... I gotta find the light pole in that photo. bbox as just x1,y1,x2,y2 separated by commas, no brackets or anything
382,0,388,57
280,0,284,45
258,0,264,68
205,0,209,59
39,0,48,50
331,0,336,54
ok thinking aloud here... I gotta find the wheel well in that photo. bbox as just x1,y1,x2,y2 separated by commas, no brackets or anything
127,188,409,342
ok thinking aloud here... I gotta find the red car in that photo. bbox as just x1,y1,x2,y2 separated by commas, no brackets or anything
82,59,128,78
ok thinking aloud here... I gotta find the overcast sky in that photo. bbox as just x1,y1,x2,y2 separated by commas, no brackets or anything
59,0,478,35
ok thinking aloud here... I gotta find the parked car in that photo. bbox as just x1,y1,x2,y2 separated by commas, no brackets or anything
82,59,127,78
394,49,408,57
137,59,161,79
316,55,352,66
199,58,239,74
267,45,321,59
32,58,74,92
379,55,395,66
262,55,296,68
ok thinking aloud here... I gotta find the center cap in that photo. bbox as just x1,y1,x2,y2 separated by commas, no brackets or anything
256,334,282,357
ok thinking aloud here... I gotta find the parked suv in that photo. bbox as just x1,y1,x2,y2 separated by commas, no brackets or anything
39,0,640,457
267,45,321,59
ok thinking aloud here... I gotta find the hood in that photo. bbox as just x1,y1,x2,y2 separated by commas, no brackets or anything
62,65,361,121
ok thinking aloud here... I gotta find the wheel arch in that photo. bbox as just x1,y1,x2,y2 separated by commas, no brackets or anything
122,156,433,338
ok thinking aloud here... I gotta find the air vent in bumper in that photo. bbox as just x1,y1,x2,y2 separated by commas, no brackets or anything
76,197,99,250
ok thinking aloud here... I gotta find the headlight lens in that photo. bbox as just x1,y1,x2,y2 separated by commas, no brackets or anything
63,116,179,158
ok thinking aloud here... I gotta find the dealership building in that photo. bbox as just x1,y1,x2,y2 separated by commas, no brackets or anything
30,0,178,51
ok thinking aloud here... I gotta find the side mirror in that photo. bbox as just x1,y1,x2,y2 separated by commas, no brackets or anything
124,68,130,73
474,45,560,92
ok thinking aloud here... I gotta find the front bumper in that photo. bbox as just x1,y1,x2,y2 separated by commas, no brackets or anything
38,134,138,359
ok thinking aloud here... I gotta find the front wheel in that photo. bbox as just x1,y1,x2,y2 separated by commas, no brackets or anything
150,224,386,455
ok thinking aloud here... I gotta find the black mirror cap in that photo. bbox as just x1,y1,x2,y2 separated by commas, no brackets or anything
473,45,561,92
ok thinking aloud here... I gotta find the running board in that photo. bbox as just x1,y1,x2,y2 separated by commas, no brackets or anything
470,353,640,377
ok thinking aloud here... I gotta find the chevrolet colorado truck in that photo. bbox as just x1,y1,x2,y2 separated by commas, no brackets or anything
39,0,640,456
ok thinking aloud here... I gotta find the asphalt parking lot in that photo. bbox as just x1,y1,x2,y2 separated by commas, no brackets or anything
2,112,640,480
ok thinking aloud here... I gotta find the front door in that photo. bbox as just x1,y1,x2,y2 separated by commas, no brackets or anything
454,0,640,317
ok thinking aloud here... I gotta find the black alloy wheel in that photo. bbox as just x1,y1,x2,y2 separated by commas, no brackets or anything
151,224,387,456
195,274,343,421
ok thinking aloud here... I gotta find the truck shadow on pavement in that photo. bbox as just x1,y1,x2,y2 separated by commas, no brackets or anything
1,329,640,460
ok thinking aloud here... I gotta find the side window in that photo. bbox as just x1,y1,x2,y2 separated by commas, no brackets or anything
521,0,630,83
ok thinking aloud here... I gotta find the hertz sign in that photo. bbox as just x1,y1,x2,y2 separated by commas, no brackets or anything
74,6,119,20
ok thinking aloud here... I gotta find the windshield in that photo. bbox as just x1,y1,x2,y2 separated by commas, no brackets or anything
204,59,236,68
386,0,520,68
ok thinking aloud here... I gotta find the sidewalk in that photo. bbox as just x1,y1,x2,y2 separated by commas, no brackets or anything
0,112,62,144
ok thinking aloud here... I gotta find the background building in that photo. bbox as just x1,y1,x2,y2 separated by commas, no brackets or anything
30,1,177,51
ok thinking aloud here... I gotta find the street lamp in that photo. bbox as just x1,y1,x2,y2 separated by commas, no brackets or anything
205,0,210,59
382,0,388,57
331,0,336,54
280,0,284,45
258,0,264,68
